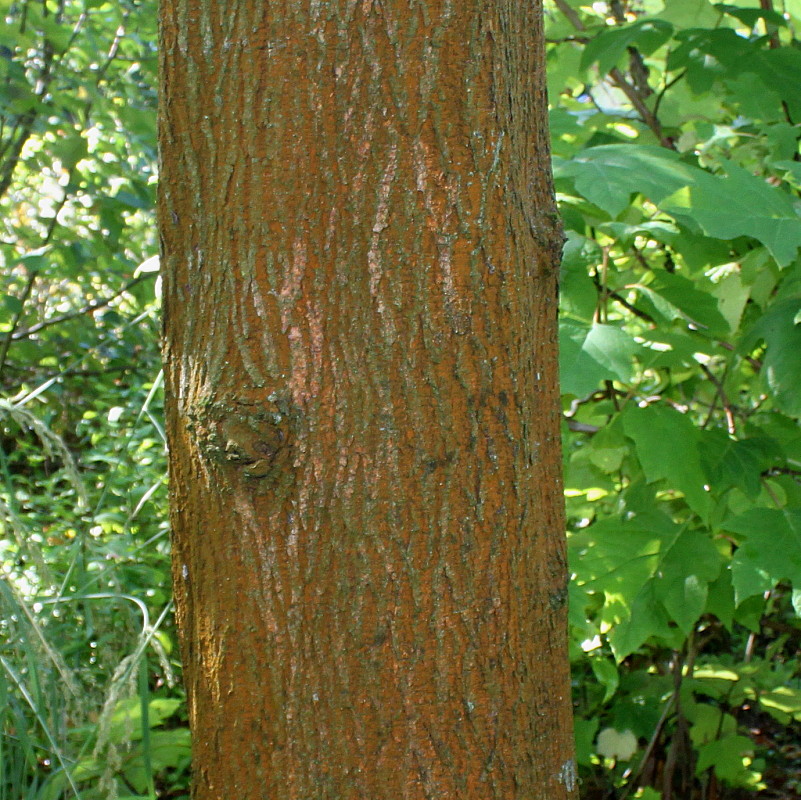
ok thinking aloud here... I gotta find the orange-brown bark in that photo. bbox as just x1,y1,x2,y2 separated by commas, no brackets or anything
159,1,576,798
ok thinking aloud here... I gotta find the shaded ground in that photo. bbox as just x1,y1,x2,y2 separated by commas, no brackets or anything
582,710,801,799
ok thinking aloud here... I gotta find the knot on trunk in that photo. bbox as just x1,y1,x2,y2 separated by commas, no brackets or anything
187,392,295,483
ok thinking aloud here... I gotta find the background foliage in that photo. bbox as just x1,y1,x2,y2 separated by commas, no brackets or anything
549,1,801,797
0,0,182,796
0,0,799,797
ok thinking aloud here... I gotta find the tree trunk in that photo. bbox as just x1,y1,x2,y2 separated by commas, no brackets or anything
158,2,576,798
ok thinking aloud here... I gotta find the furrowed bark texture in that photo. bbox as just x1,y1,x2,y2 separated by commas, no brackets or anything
159,1,576,798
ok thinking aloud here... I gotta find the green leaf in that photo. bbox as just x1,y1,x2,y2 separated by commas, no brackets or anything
123,729,192,793
622,404,712,519
657,530,721,631
740,297,801,415
598,220,679,248
574,717,600,766
554,145,697,218
586,425,629,474
656,0,721,29
726,72,783,123
689,705,737,746
640,271,730,336
712,270,750,332
706,569,735,629
114,190,151,210
758,48,801,120
715,3,786,28
559,320,641,397
636,330,716,370
673,160,801,267
20,252,49,270
571,512,720,658
695,735,757,784
722,508,801,603
700,432,778,499
591,657,620,704
734,593,766,631
667,28,752,92
607,581,678,659
632,790,662,800
549,107,584,141
51,134,89,170
581,20,674,76
107,697,182,743
2,293,23,315
759,686,801,725
560,233,601,321
39,17,73,53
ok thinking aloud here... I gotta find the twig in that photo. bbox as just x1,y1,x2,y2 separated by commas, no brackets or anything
609,67,674,148
0,270,38,382
653,70,687,119
0,14,58,203
565,418,600,434
608,290,657,324
11,273,155,340
0,18,131,380
760,0,781,49
699,362,735,434
552,0,675,148
717,340,762,372
765,467,801,478
619,690,677,800
552,0,583,31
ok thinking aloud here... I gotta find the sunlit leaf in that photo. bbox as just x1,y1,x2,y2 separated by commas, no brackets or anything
740,297,801,415
722,508,801,603
622,404,711,519
560,320,642,397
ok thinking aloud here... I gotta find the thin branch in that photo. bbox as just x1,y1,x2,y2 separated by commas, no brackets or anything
0,18,133,380
11,273,155,340
0,113,39,201
553,0,675,148
0,18,58,203
609,66,675,148
608,290,657,324
619,682,677,800
699,362,736,434
621,640,697,800
0,363,135,379
653,69,687,120
717,340,762,372
0,270,38,381
565,418,600,434
765,467,801,478
552,0,584,31
627,47,653,98
760,0,781,49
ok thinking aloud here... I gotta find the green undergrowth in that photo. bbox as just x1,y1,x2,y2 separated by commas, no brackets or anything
0,0,187,796
0,0,800,798
549,0,801,796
